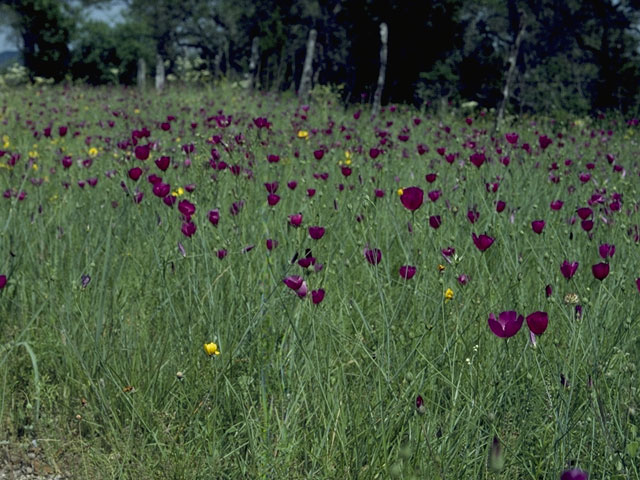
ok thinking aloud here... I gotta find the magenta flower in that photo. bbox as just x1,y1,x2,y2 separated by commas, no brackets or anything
560,261,579,279
308,226,325,240
287,180,297,190
429,215,442,229
289,213,303,227
560,469,588,480
538,135,552,149
400,186,424,211
526,311,549,335
425,172,437,183
576,207,592,220
155,156,170,171
531,220,545,234
581,219,594,232
181,221,196,237
364,247,382,265
598,243,615,259
472,233,494,252
208,209,220,226
134,144,150,160
178,199,195,220
283,275,304,291
264,182,279,194
216,249,227,259
505,132,519,145
399,265,416,280
128,167,143,180
467,208,480,224
152,182,170,198
488,311,524,338
442,246,455,258
496,200,506,213
550,200,564,211
296,281,308,297
457,274,469,285
592,262,610,280
267,194,280,206
428,189,441,202
546,284,553,297
311,289,325,304
469,152,486,168
0,274,6,289
266,238,277,250
147,174,162,185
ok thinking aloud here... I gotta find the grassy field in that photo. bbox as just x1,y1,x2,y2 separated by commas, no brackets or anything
0,83,638,479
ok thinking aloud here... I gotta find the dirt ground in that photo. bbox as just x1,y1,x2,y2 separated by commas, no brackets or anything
0,441,70,480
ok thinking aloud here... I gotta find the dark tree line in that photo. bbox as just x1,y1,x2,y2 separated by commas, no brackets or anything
2,0,640,115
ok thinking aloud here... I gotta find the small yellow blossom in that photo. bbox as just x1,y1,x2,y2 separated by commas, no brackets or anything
397,188,404,196
32,163,38,171
3,135,10,148
438,264,446,272
134,108,140,114
88,147,98,157
345,158,352,165
444,288,454,301
345,150,352,160
297,130,309,139
204,342,220,356
28,151,38,159
171,187,185,197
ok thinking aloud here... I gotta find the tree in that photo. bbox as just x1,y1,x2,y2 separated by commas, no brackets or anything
0,0,74,81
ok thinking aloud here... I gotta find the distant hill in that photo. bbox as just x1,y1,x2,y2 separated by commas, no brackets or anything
0,51,20,68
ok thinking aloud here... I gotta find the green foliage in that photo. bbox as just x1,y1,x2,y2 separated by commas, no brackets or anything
70,20,154,85
0,84,639,478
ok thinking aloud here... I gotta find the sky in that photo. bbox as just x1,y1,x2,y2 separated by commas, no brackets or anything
0,2,125,53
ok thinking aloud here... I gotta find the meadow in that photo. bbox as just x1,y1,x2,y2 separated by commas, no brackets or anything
0,83,638,479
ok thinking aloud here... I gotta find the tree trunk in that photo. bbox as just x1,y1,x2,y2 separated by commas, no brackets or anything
245,37,260,90
298,28,317,103
495,12,526,132
155,54,165,92
137,58,146,90
371,22,388,118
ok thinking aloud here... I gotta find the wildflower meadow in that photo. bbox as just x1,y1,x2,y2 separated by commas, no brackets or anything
0,83,639,479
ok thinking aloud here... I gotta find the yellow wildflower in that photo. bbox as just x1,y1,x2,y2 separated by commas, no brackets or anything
444,288,454,301
134,108,140,114
28,151,38,159
88,147,98,157
32,163,38,171
204,342,220,356
397,188,404,196
3,135,10,148
437,264,446,272
297,130,309,139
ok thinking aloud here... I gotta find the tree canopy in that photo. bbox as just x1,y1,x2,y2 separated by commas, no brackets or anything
3,0,640,114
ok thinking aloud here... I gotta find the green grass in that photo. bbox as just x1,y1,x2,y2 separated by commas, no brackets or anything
0,83,639,479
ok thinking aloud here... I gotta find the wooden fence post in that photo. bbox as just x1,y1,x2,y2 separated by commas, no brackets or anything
371,22,388,117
